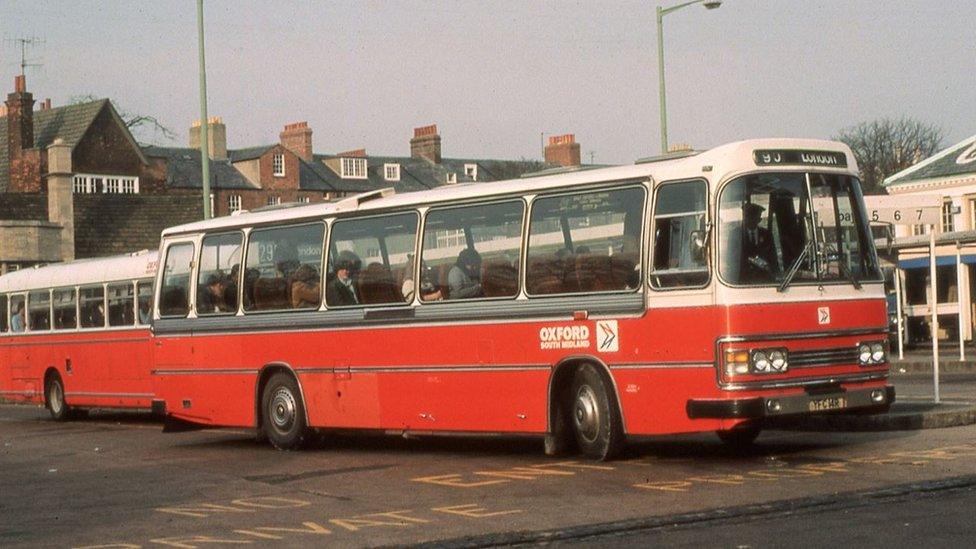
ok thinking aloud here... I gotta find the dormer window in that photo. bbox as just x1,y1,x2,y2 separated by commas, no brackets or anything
384,163,401,182
341,157,368,179
273,154,285,177
464,164,478,181
446,172,457,184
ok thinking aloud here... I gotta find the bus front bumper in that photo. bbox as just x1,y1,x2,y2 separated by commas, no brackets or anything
686,385,895,419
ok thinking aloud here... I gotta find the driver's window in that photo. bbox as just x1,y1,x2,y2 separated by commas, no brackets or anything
651,180,709,288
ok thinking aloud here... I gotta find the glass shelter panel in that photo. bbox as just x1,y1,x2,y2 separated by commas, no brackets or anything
327,213,418,306
421,201,524,300
526,187,645,295
244,224,325,312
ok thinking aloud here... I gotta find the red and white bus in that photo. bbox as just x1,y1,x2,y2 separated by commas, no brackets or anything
0,251,157,419
151,138,892,459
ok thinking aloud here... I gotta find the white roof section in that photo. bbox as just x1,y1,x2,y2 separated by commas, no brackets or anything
0,250,158,294
162,138,857,237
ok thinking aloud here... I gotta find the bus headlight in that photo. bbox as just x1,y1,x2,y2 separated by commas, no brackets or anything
769,349,789,372
858,342,887,365
870,343,886,363
858,344,872,364
752,350,771,373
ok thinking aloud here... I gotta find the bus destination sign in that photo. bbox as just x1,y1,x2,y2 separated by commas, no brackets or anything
754,149,848,168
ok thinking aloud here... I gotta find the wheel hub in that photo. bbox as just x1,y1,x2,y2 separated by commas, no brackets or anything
49,382,63,414
573,385,600,443
269,387,297,432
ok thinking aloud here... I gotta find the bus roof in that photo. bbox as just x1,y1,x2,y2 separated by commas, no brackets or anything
162,138,857,237
0,250,158,294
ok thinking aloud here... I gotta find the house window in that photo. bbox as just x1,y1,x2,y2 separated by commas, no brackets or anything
942,199,954,233
384,163,400,181
446,172,458,184
73,174,139,194
298,196,310,204
228,195,242,213
912,224,928,236
464,164,478,181
340,157,368,179
273,154,285,177
267,196,281,206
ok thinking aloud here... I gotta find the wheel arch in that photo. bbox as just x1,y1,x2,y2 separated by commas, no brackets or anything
254,362,309,429
547,355,627,435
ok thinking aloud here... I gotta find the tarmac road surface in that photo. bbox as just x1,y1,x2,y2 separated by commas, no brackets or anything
2,403,976,548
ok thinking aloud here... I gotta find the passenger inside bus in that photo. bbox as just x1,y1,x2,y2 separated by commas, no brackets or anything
738,203,776,282
448,248,483,299
10,301,25,332
401,255,442,302
326,250,361,306
290,263,321,308
199,273,230,314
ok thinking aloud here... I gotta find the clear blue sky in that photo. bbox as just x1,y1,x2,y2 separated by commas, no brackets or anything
2,0,973,164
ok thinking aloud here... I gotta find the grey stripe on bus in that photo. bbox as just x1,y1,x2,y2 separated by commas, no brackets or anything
153,294,645,337
151,363,712,376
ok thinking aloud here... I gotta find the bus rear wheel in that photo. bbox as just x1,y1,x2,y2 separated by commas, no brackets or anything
570,364,624,461
46,374,70,422
261,372,309,450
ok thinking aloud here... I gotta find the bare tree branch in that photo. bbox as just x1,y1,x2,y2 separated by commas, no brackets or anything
68,94,176,145
834,117,945,194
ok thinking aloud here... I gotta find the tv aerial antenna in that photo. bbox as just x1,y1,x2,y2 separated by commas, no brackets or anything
4,36,45,77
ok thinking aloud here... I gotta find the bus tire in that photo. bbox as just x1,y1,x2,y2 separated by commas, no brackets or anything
46,373,70,422
716,423,761,448
570,364,624,461
261,372,309,450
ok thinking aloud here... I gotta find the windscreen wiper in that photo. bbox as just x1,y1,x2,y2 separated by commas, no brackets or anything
778,240,812,293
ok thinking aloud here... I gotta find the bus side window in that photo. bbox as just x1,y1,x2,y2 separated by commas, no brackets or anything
650,180,709,289
526,187,645,295
159,243,195,317
421,201,524,301
108,283,135,326
53,288,78,330
137,280,153,325
197,233,244,315
0,294,7,333
80,286,106,328
327,213,418,307
9,295,26,333
28,290,52,332
244,224,325,312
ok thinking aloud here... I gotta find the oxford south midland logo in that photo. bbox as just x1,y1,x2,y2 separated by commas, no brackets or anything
818,307,831,325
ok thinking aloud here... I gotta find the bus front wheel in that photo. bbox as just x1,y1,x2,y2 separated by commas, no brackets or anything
261,372,309,450
46,374,70,422
570,364,624,461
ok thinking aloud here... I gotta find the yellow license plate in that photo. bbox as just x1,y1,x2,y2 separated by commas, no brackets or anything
808,396,847,412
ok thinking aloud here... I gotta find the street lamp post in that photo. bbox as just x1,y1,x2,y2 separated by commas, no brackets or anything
656,0,722,154
197,0,212,219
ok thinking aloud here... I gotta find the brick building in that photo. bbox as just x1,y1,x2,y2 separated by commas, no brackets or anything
1,75,580,272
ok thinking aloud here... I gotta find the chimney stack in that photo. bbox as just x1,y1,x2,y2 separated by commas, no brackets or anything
410,124,441,164
39,98,51,111
189,116,227,160
6,75,35,159
544,134,581,168
337,148,366,158
280,121,313,161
